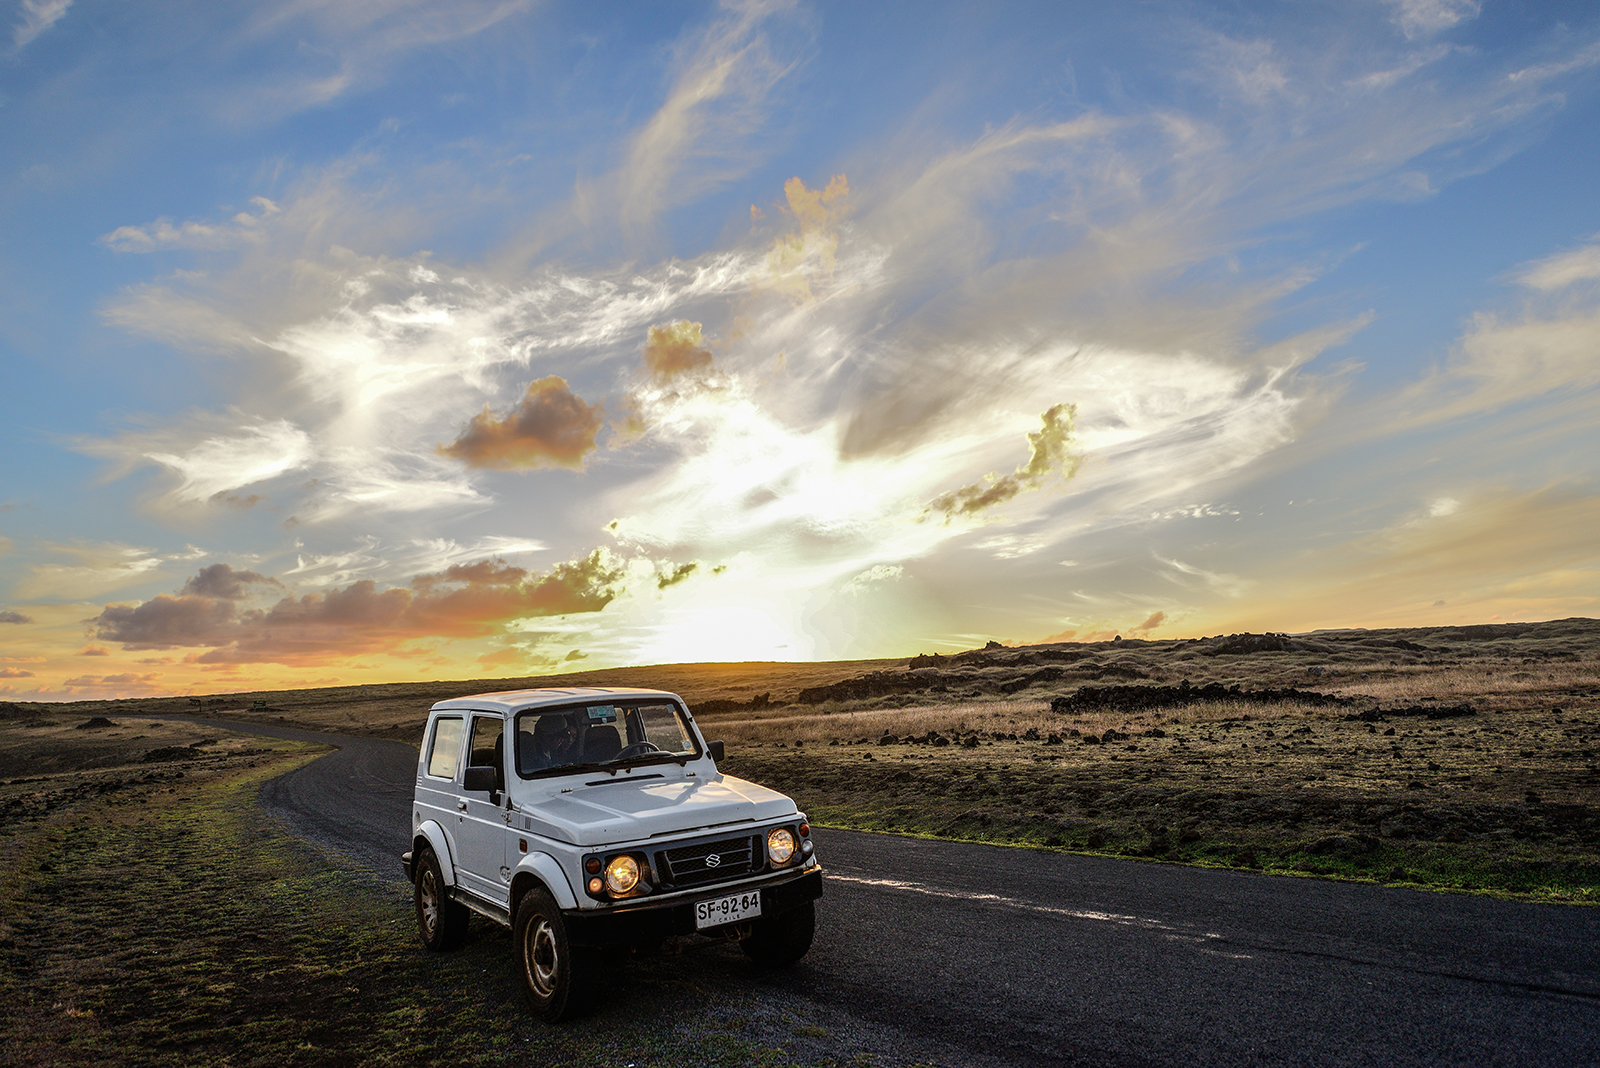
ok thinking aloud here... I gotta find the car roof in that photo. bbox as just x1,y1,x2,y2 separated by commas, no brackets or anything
427,686,683,716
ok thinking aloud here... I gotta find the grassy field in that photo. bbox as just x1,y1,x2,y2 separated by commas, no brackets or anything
1,618,1596,1061
5,617,1597,904
0,729,893,1067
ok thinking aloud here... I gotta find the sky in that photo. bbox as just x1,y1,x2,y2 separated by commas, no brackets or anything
2,0,1599,701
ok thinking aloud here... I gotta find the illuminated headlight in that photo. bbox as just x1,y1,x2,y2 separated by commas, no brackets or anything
604,854,640,895
767,827,797,866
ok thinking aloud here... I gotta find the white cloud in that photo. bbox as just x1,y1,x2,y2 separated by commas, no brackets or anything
1386,0,1480,40
100,198,281,253
11,0,70,53
1515,240,1600,291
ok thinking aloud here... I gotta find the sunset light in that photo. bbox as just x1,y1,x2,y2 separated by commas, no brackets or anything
2,2,1598,700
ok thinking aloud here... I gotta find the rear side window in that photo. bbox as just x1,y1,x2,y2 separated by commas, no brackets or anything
427,716,464,779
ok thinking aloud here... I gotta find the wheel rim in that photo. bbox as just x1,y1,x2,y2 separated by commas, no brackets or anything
523,916,560,998
419,867,439,937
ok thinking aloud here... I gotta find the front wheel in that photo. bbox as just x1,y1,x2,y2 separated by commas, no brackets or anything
741,900,815,968
413,845,468,952
514,888,591,1022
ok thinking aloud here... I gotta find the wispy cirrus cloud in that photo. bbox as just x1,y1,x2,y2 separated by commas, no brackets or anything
10,0,71,53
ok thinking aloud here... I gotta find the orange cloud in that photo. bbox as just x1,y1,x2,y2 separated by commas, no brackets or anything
760,175,849,304
92,553,626,666
927,403,1082,520
643,320,716,379
438,377,603,469
1131,611,1167,633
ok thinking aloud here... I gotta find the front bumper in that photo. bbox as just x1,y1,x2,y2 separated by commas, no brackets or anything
563,867,822,947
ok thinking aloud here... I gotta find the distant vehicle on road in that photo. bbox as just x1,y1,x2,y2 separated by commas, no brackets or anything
402,687,822,1021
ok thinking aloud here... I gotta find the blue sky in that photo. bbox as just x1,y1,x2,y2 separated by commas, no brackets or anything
3,0,1598,700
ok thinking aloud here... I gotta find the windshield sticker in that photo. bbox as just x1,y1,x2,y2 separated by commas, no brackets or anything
586,705,617,723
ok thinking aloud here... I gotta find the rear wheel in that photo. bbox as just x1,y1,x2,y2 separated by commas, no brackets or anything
741,900,815,968
413,845,468,952
514,887,591,1022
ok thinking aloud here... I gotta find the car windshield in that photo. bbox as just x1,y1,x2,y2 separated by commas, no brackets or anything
514,700,699,777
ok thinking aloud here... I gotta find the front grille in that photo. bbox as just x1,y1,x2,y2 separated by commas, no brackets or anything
657,835,757,888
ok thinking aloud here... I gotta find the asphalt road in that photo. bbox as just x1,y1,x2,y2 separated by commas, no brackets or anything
189,717,1599,1067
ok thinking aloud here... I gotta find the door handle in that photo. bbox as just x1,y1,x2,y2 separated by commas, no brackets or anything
457,801,468,811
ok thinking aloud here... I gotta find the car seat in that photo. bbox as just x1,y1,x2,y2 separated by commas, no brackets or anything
583,724,622,763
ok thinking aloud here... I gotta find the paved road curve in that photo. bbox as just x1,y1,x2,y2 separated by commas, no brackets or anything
191,717,1599,1067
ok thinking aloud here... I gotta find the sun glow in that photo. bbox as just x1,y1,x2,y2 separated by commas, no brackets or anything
636,599,814,665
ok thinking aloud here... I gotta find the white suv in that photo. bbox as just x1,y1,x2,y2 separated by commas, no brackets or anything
401,686,822,1020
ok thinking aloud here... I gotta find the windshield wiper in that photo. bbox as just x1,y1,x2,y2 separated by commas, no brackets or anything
603,752,686,770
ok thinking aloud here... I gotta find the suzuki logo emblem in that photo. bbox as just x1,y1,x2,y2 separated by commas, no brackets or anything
705,853,721,867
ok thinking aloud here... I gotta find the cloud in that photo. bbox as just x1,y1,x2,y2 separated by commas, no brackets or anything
181,563,280,600
0,668,35,678
94,595,240,650
1386,0,1480,39
1131,610,1167,633
99,198,282,253
438,376,604,469
219,1,537,123
10,0,70,53
758,175,850,304
61,673,163,695
927,404,1082,520
80,415,315,509
1210,484,1600,632
643,321,716,379
655,562,699,590
841,564,902,593
92,551,627,664
1393,244,1600,424
78,645,109,656
1515,241,1600,291
613,1,802,234
15,543,167,600
0,611,32,624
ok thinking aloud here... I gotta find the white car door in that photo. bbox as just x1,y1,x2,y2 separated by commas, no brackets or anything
455,713,510,907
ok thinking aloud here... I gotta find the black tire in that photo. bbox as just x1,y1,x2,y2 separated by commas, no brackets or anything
413,845,469,952
741,900,815,968
514,887,591,1022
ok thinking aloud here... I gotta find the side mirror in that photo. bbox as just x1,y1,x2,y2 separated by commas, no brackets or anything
463,765,497,793
707,740,725,762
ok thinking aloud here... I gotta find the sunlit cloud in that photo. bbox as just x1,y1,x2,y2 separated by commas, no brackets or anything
93,550,627,665
642,320,717,379
926,404,1082,521
438,376,604,469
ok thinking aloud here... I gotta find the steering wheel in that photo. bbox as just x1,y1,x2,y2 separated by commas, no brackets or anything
615,741,661,759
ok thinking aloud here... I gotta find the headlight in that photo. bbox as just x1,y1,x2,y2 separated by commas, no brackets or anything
604,854,640,894
767,827,796,865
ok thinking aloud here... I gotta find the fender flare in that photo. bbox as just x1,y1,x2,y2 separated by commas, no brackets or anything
510,851,579,911
414,820,457,886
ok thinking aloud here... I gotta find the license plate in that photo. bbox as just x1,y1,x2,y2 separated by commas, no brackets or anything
695,889,762,929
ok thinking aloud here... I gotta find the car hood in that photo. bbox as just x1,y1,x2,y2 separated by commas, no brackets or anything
516,772,797,846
